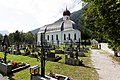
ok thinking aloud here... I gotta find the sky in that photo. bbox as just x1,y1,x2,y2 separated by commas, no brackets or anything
0,0,83,33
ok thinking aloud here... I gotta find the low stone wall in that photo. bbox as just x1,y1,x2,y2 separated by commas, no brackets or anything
0,62,12,75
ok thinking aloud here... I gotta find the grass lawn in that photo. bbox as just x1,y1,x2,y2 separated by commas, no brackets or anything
0,50,98,80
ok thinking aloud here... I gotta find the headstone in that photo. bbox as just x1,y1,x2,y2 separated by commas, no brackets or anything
70,52,74,59
55,50,64,54
78,51,85,57
19,45,22,50
47,52,55,58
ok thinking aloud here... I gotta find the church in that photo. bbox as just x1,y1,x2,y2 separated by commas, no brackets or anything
37,8,81,45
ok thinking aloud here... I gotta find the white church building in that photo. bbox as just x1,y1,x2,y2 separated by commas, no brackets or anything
37,8,81,45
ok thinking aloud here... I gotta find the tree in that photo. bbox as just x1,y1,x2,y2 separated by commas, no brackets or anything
24,32,35,44
14,30,21,53
82,3,105,42
20,31,25,44
0,33,3,45
14,30,21,43
82,0,120,53
9,33,14,45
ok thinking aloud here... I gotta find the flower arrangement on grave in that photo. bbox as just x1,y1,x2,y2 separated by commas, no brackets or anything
91,44,97,48
11,61,26,69
0,56,4,62
12,61,18,68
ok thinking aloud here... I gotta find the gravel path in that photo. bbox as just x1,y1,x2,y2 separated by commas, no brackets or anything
100,43,114,55
91,49,120,80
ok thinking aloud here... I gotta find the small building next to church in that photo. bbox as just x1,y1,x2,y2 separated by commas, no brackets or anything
37,8,81,45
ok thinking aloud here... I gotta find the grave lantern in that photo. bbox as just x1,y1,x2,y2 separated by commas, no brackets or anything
30,65,40,75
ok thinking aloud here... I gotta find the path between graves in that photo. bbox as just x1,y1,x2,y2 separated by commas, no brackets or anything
91,49,120,80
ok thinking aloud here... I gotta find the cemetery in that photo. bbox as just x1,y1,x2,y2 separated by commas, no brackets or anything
0,0,119,79
0,25,96,80
0,35,30,76
0,34,99,80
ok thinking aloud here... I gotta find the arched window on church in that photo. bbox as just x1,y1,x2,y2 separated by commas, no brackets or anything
56,35,58,40
74,33,76,40
68,33,70,40
52,35,53,40
66,17,69,20
47,35,49,40
64,34,66,40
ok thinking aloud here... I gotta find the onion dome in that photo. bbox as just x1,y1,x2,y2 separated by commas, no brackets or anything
63,8,70,16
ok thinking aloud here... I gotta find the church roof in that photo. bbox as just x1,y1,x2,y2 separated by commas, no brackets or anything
45,21,62,33
38,8,79,33
39,20,79,33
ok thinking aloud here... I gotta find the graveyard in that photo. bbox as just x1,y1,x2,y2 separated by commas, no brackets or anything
0,44,98,80
0,27,100,80
0,33,100,80
0,0,119,79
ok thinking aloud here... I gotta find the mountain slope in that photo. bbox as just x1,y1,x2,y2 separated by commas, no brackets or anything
0,30,10,35
30,28,40,34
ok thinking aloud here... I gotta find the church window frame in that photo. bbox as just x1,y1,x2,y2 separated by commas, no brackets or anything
51,35,53,41
74,33,76,40
64,34,66,40
47,35,49,40
68,33,70,40
56,34,58,40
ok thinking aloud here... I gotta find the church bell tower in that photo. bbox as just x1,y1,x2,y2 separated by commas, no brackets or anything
63,7,71,21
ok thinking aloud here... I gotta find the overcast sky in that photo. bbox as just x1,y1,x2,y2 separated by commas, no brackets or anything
0,0,83,33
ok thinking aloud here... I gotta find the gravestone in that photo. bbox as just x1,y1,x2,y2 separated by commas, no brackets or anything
78,51,85,57
69,52,74,59
47,52,55,58
19,45,23,50
64,50,83,66
55,50,64,54
46,50,62,62
46,52,55,61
